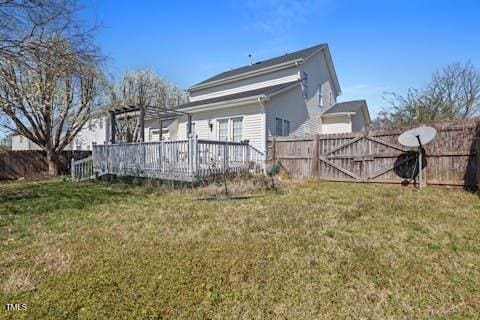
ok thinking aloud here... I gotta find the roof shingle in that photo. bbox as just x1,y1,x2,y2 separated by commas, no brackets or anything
191,43,326,88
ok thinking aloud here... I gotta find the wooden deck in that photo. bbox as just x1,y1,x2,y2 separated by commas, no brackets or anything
72,138,264,182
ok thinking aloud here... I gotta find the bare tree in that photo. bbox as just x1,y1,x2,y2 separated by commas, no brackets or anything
0,36,103,175
381,62,480,127
106,69,186,142
0,0,103,175
0,0,98,64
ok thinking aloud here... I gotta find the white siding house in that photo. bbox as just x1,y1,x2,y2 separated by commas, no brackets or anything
11,114,108,151
170,43,370,152
12,43,370,153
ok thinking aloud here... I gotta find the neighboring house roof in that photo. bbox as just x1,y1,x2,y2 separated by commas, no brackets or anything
322,100,371,123
177,80,301,110
188,43,341,95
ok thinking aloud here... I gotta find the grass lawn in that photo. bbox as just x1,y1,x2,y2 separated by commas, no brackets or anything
1,179,479,319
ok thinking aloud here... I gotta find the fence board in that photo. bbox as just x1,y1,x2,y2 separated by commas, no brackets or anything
267,120,480,186
0,150,91,180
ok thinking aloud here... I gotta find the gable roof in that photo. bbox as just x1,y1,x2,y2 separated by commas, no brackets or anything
177,80,300,110
322,100,371,123
188,43,340,94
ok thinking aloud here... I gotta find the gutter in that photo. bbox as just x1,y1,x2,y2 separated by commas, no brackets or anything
321,112,356,118
178,95,267,113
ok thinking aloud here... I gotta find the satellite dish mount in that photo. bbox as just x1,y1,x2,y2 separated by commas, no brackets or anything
398,126,437,189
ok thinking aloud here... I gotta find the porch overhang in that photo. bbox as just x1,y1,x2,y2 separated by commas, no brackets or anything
109,105,193,144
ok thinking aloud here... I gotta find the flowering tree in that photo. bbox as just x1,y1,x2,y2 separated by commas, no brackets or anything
107,69,186,142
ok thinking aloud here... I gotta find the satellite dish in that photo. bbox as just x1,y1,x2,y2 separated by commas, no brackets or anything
397,125,437,189
398,125,437,147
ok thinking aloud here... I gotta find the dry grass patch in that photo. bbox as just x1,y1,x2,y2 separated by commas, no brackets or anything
2,269,35,294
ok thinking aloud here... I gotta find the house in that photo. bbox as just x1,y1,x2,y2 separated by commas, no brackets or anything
161,43,370,152
12,43,370,153
11,112,108,151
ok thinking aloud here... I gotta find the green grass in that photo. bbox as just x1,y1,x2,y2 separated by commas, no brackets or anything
1,179,479,319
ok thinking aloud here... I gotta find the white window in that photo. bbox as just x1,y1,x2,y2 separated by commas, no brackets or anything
232,118,243,142
275,117,290,137
149,129,160,141
99,118,103,129
301,71,308,99
283,120,290,136
318,84,323,107
276,118,283,136
218,119,228,141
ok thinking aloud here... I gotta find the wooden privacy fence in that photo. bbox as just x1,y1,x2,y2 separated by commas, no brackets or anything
268,121,480,186
0,150,91,180
72,138,265,182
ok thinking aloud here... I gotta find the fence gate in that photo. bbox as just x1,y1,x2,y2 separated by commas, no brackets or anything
317,132,410,183
268,121,480,186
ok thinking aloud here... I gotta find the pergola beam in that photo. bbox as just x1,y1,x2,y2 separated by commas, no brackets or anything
109,105,192,144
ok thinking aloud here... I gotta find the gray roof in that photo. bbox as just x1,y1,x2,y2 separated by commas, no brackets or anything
322,100,370,121
191,43,327,88
177,80,300,109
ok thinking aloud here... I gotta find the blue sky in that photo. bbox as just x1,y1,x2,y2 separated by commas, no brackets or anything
87,0,480,117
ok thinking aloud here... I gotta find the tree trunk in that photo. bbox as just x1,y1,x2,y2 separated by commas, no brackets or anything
46,150,59,176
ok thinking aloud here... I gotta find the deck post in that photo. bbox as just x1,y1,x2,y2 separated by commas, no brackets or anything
160,139,164,173
139,104,145,142
187,114,193,137
192,136,198,179
224,142,228,171
71,157,75,182
188,137,192,178
110,110,116,144
244,142,250,164
159,120,163,140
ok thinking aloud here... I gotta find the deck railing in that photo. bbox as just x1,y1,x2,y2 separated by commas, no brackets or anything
85,137,264,182
71,156,95,182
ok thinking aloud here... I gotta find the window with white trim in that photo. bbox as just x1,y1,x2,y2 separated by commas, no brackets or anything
276,118,283,136
217,119,228,141
275,117,290,136
283,120,290,136
301,71,308,99
232,118,243,142
149,128,160,141
318,84,323,107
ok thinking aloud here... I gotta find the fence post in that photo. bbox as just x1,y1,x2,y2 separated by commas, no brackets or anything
312,134,319,177
272,138,276,164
